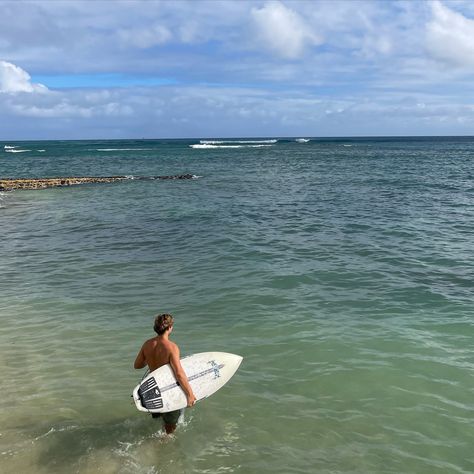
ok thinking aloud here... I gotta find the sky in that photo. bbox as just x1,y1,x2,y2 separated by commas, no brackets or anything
1,0,474,139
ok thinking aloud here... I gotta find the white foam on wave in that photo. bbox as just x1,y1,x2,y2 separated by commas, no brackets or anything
295,138,310,143
95,148,153,152
4,145,18,149
5,149,30,153
190,144,273,149
200,139,277,144
37,149,46,152
33,424,79,441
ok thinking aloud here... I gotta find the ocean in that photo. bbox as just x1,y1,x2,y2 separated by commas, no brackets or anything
1,137,473,473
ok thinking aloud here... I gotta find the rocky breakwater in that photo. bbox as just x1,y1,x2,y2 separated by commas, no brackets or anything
0,174,196,191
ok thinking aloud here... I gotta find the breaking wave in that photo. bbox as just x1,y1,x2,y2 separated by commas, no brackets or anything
200,139,277,144
3,145,44,153
95,148,154,152
190,143,274,149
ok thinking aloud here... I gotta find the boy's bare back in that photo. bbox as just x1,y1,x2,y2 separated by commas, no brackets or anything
140,337,177,371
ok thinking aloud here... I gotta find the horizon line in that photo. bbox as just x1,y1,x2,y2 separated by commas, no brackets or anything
2,134,474,143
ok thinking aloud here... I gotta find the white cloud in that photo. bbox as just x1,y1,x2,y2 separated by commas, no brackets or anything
426,1,474,67
0,60,47,93
2,2,474,139
11,102,93,118
1,78,474,139
118,24,172,49
6,90,134,119
10,99,134,119
0,61,133,120
251,1,323,59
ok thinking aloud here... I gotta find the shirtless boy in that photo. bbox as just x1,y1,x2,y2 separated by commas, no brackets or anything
134,313,196,434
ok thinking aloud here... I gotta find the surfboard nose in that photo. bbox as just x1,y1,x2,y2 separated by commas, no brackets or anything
215,352,243,370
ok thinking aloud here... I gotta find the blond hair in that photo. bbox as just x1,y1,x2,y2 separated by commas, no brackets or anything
154,313,174,335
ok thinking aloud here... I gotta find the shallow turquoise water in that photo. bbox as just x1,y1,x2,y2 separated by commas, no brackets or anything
1,137,473,473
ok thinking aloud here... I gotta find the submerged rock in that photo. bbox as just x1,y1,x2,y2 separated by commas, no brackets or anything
0,174,197,191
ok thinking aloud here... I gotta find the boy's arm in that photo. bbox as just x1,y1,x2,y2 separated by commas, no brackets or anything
134,345,146,369
169,345,196,407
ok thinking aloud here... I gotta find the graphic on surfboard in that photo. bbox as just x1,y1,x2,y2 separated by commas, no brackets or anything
132,352,242,413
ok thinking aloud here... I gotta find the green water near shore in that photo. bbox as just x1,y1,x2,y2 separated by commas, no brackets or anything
1,137,473,473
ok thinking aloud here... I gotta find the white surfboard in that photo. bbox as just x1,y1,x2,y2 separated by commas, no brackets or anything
132,352,243,413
